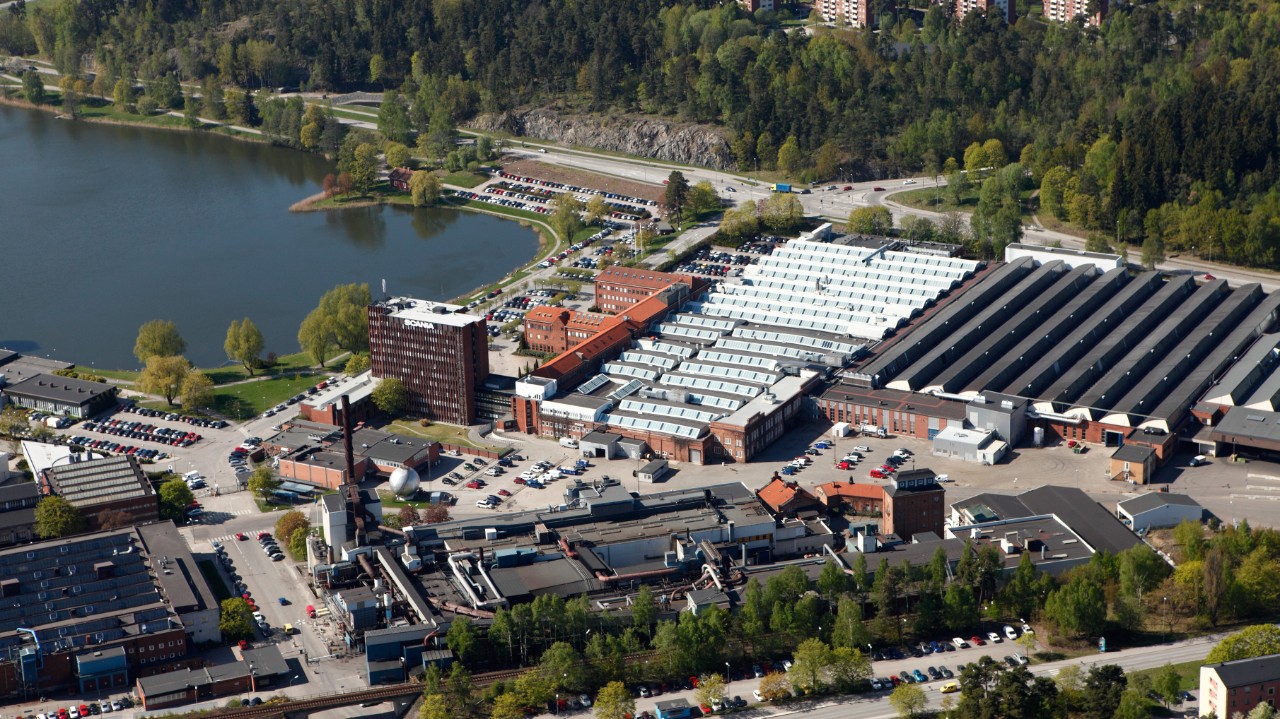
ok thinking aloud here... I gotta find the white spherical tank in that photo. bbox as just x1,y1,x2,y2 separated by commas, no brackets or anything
388,467,421,498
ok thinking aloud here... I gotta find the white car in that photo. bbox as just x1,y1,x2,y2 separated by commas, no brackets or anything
69,709,80,719
952,637,969,649
1004,625,1019,640
253,612,265,623
782,659,793,672
476,499,495,509
578,694,592,708
904,179,917,184
520,470,537,480
753,689,764,702
1021,622,1034,634
987,632,1002,643
1012,653,1028,665
853,445,871,452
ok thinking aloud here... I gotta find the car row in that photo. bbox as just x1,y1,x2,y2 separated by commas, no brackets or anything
497,171,658,208
120,403,228,429
66,436,169,460
37,698,133,719
82,417,203,447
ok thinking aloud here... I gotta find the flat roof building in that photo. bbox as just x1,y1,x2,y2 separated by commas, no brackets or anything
951,485,1142,556
1116,493,1203,532
3,373,117,418
368,296,490,425
42,455,159,531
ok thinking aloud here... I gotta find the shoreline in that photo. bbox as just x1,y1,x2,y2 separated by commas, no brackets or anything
0,92,269,142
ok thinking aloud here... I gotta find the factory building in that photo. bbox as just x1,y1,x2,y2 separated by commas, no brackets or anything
41,455,159,530
845,254,1280,462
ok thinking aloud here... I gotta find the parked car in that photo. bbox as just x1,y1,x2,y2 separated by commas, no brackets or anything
1004,625,1019,640
952,637,969,649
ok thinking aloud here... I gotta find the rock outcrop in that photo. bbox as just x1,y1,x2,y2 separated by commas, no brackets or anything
470,108,734,170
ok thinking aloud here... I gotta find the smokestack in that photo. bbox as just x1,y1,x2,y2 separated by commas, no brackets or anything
342,395,356,490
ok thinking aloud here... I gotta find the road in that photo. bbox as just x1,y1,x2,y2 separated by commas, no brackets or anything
533,632,1217,719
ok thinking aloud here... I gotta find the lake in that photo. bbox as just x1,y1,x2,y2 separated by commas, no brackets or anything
0,104,538,369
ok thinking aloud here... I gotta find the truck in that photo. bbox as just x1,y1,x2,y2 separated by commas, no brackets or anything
859,424,888,438
771,183,792,193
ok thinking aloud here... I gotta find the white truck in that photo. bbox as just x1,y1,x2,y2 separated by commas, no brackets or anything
859,424,887,438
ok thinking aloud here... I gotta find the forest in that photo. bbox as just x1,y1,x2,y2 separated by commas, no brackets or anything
2,0,1280,264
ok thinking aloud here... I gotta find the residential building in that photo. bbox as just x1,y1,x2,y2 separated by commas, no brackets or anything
388,168,413,191
2,373,117,418
1200,653,1280,719
1044,0,1106,24
816,0,872,27
881,471,946,541
368,296,490,425
736,0,774,12
42,455,159,531
955,0,1014,22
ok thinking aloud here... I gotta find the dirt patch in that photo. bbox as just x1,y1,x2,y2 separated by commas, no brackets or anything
502,158,665,205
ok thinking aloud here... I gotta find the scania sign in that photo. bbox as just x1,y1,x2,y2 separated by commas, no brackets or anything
405,319,436,330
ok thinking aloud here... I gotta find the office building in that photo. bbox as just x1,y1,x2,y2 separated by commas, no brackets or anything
368,296,490,425
594,267,700,315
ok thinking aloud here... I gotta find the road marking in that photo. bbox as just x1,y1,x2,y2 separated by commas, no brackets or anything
1245,485,1280,492
1230,494,1280,501
1246,473,1280,482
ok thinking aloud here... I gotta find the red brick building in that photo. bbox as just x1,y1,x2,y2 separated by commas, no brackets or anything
523,307,614,355
594,267,700,315
42,455,159,531
757,478,821,517
814,481,885,515
882,471,946,541
368,297,490,425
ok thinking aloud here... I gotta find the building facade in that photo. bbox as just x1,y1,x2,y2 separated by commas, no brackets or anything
882,471,946,540
594,267,697,315
816,0,872,27
954,0,1014,22
368,297,490,425
1200,653,1280,719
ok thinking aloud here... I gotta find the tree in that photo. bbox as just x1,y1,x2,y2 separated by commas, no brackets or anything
1118,545,1170,602
34,496,84,538
385,141,411,170
447,616,478,661
1112,690,1151,719
1153,664,1182,708
181,371,215,412
585,195,609,224
632,583,656,640
112,77,134,112
1207,625,1280,664
831,595,871,650
1082,665,1127,719
847,206,893,235
378,90,411,145
760,193,803,232
409,170,442,207
372,377,408,415
288,527,308,559
791,638,831,694
345,353,370,375
139,355,190,406
829,646,872,690
22,70,44,104
694,673,726,708
664,171,690,225
422,504,450,523
298,311,336,367
275,510,310,545
818,560,852,601
757,672,791,702
158,477,196,521
134,319,187,363
96,508,132,529
220,597,255,640
368,53,385,85
685,182,720,218
889,683,926,718
398,506,422,527
539,641,586,691
248,466,281,498
224,317,265,375
594,681,634,719
719,203,760,240
550,193,585,240
1249,702,1279,719
298,283,372,365
1044,571,1106,638
1040,166,1072,219
419,694,450,719
349,142,379,197
776,136,802,175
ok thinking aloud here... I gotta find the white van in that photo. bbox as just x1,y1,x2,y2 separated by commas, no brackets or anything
559,437,578,449
183,470,203,482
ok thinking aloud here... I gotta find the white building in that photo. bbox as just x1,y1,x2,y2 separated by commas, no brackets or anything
1116,493,1204,532
931,426,1007,464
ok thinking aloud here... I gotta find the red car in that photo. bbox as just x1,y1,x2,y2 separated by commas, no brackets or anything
873,186,886,191
497,489,512,497
837,460,854,470
238,639,250,650
242,592,251,600
466,480,482,489
513,477,526,485
236,532,247,540
257,531,271,540
843,185,853,191
970,635,985,646
869,469,886,479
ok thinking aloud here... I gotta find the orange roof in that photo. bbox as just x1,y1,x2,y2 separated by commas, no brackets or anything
617,293,672,330
815,482,884,501
534,321,633,380
757,477,816,513
525,306,572,324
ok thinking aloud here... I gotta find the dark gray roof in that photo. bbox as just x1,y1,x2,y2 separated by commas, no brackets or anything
1208,654,1280,688
1213,407,1280,447
47,455,154,508
3,373,114,405
581,430,623,444
241,644,289,678
138,667,210,695
1017,486,1142,555
322,493,346,512
0,480,39,504
1117,492,1203,514
1111,444,1156,463
137,521,218,613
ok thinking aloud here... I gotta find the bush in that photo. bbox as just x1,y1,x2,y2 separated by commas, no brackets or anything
136,96,159,115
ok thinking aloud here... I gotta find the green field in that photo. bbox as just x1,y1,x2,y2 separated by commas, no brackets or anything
441,171,488,189
210,373,328,420
201,351,338,386
388,418,503,453
1128,659,1204,692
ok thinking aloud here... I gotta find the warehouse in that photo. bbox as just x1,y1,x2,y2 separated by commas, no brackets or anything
2,373,118,418
1116,493,1204,532
849,255,1280,459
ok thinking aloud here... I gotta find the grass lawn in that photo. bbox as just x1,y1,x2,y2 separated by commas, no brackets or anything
893,186,979,213
169,373,327,421
202,351,339,386
441,172,488,189
329,106,377,122
93,367,141,383
1128,658,1205,692
387,418,503,453
197,559,232,602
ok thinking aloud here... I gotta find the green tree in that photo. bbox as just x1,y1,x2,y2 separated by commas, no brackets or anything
409,170,442,207
158,477,196,521
288,528,309,559
1249,702,1279,719
275,510,310,544
685,181,720,218
34,496,84,538
593,681,635,719
385,141,411,169
694,673,726,708
831,595,871,650
112,77,133,112
297,283,372,365
632,583,656,640
1173,519,1206,561
224,317,265,375
847,206,893,235
1118,545,1169,602
550,193,585,241
298,311,336,367
378,89,411,144
181,371,215,412
134,319,187,363
757,672,791,702
22,70,44,104
369,53,385,85
664,171,690,225
1040,166,1072,219
348,142,379,197
776,135,803,175
818,560,852,601
760,193,803,232
1082,665,1127,719
539,641,586,691
829,646,872,690
371,377,408,414
344,352,371,376
139,355,190,406
1206,625,1280,664
1153,664,1181,708
719,203,760,240
791,637,831,694
447,616,478,661
220,597,255,640
889,683,926,718
248,465,281,499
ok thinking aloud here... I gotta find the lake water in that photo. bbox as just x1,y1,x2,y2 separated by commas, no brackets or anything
0,105,538,369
